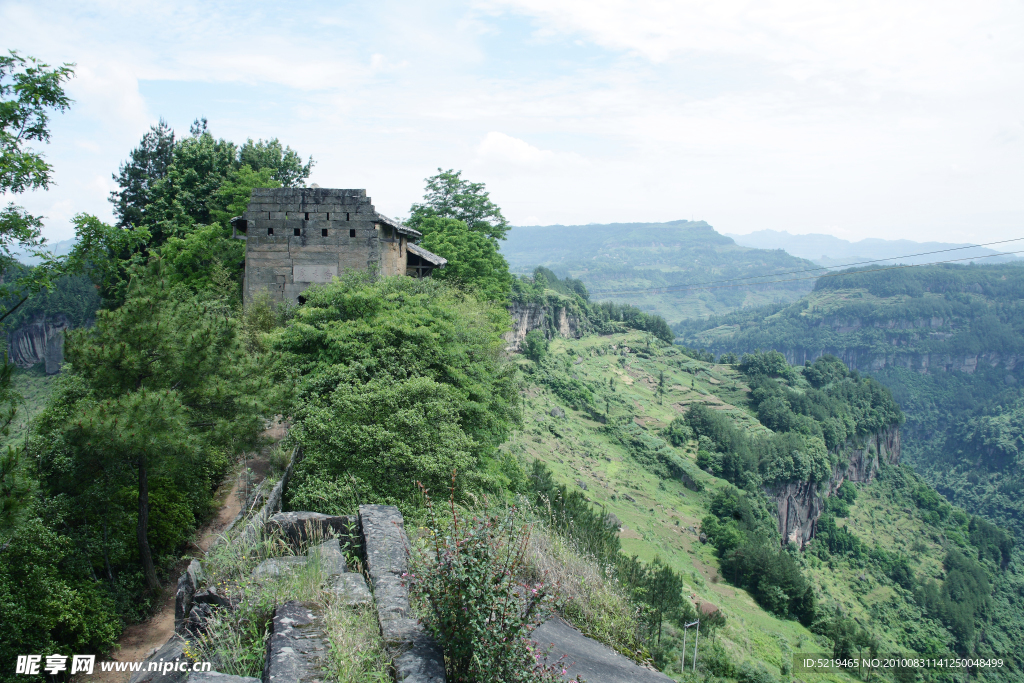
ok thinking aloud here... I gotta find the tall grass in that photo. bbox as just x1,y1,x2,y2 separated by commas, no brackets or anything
190,521,390,682
521,518,649,663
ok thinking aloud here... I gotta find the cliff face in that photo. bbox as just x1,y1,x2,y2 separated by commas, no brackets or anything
7,314,69,374
768,425,901,547
505,302,586,351
778,345,1014,375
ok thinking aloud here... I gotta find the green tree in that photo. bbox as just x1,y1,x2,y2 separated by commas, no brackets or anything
523,329,548,362
0,50,76,313
160,223,244,297
418,217,512,302
49,258,267,590
408,168,509,242
237,137,313,187
0,50,74,194
274,273,520,510
144,119,238,244
209,164,281,226
109,119,175,228
287,376,476,511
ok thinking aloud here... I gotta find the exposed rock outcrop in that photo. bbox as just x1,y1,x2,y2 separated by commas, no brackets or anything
505,301,586,352
768,425,900,547
7,313,69,373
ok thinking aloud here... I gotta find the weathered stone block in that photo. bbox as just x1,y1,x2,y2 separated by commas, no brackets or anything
359,504,409,580
380,617,423,649
263,601,326,683
252,556,307,579
188,673,260,683
128,635,189,683
308,538,347,576
326,572,373,608
266,511,361,552
372,573,411,618
393,633,447,683
174,559,204,634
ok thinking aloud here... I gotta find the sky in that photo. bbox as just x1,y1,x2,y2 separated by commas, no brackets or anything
1,0,1022,244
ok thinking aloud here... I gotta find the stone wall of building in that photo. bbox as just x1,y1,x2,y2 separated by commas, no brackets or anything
241,188,411,305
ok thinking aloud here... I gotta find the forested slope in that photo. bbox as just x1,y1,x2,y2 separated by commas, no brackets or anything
674,264,1024,540
509,332,1022,680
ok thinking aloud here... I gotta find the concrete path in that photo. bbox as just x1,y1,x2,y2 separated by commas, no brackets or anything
533,617,672,683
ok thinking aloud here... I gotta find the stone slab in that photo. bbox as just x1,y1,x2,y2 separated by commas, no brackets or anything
266,511,361,552
263,601,327,683
188,673,260,683
308,538,347,576
252,555,307,579
128,635,189,683
359,504,409,580
326,572,372,608
533,617,671,683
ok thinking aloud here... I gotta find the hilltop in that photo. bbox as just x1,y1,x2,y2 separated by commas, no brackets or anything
726,231,1019,268
500,221,818,322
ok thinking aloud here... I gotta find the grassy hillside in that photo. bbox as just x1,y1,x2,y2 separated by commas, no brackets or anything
500,221,817,323
1,365,56,449
506,330,1022,680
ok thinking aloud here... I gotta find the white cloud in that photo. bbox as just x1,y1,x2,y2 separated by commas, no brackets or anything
0,0,1021,242
477,132,558,165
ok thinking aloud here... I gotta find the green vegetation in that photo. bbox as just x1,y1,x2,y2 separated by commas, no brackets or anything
513,266,675,342
506,327,1021,679
1,63,1018,681
277,272,520,512
410,488,582,683
408,168,509,242
0,98,310,680
419,216,514,302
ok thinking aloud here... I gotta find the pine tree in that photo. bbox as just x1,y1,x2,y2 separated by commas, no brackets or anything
109,119,175,228
57,257,268,590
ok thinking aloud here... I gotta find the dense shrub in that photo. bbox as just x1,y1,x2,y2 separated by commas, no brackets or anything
0,519,121,680
276,273,520,511
701,488,816,624
409,490,581,683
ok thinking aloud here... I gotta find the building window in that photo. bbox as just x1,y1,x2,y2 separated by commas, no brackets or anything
294,228,301,236
346,213,350,221
321,228,328,237
268,228,274,235
304,212,309,220
350,229,356,238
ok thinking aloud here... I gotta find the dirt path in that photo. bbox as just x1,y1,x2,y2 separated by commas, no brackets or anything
87,423,287,682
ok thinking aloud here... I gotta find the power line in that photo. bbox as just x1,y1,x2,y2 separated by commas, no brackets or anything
593,248,1024,296
588,236,1024,295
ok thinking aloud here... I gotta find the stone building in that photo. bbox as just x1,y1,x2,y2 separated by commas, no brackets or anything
233,187,446,304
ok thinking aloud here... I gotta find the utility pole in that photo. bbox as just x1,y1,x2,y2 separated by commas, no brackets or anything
681,619,700,673
693,619,700,672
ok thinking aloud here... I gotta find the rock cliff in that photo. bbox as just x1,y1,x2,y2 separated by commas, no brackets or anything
768,425,901,547
7,314,70,374
504,301,587,352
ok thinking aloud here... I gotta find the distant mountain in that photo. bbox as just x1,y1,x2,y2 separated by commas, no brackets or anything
727,229,1018,267
12,238,77,266
500,220,818,323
